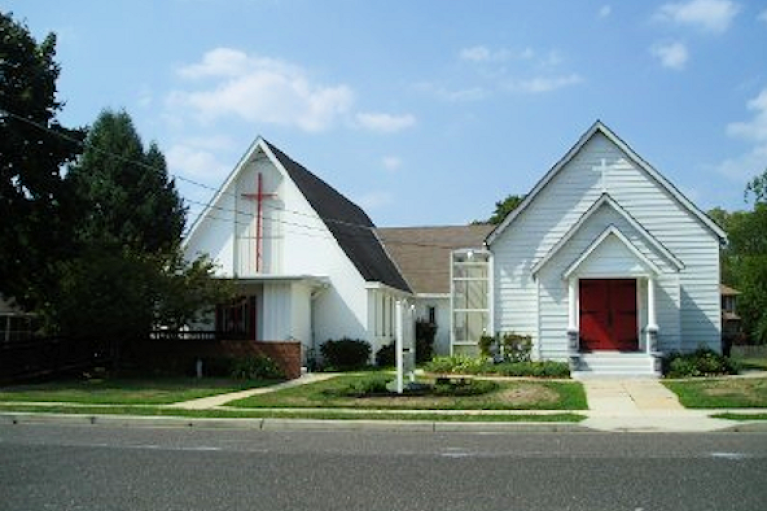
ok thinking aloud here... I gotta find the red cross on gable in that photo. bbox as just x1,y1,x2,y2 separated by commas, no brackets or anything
241,172,278,272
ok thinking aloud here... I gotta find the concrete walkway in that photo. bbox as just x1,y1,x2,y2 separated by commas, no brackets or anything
580,378,736,432
166,373,337,410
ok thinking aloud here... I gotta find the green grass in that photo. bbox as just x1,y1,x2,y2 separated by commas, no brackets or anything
663,377,767,408
0,378,276,405
0,403,585,423
711,412,767,421
734,358,767,371
226,373,587,410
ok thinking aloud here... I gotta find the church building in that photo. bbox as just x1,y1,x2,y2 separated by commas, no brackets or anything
183,121,726,377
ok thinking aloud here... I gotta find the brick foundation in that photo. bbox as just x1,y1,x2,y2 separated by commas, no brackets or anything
128,339,303,380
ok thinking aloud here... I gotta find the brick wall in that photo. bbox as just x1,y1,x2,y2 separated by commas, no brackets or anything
128,339,303,380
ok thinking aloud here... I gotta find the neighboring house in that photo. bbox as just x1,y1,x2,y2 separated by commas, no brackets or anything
0,294,39,343
185,121,726,377
183,138,411,367
720,284,741,343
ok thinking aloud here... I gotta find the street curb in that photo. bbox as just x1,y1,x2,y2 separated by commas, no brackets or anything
0,412,589,433
2,412,766,433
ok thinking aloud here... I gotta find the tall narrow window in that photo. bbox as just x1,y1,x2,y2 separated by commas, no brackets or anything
451,250,490,347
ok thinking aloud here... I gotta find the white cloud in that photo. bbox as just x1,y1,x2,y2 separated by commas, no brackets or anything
651,41,689,70
136,84,153,108
414,82,489,102
458,45,531,63
355,112,416,133
508,74,584,94
727,88,767,142
168,47,355,132
759,9,767,24
656,0,740,34
717,87,767,181
598,5,612,18
354,191,392,210
167,142,231,179
382,156,402,171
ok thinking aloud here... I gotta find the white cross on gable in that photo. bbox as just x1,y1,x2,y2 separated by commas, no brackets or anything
592,158,609,193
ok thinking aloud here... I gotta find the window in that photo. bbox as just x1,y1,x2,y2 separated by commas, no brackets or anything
428,306,436,325
452,250,490,345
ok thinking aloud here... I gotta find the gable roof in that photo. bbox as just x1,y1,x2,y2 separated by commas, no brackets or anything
263,141,411,292
185,137,410,293
486,120,727,246
378,225,494,294
563,225,662,279
531,193,684,276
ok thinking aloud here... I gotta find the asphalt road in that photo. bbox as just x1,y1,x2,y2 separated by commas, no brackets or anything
1,424,766,511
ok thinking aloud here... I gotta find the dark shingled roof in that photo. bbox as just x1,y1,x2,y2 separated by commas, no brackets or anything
265,141,411,293
377,225,494,295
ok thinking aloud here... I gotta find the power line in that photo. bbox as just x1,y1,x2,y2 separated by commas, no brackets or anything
2,107,483,251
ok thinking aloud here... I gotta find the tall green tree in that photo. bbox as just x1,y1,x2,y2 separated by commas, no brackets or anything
746,167,767,204
474,194,525,225
66,109,185,253
53,109,230,366
0,12,85,308
712,177,767,344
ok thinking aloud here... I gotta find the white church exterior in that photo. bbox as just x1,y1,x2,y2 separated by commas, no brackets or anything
183,121,726,377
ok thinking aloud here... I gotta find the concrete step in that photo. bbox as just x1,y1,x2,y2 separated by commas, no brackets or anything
573,352,660,379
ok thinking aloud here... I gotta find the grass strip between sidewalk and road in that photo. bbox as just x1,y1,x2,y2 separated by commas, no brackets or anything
226,373,587,410
663,377,767,408
0,404,585,423
0,378,276,405
710,412,767,421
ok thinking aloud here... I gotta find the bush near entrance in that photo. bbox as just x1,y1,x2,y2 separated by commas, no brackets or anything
425,355,570,378
662,348,739,378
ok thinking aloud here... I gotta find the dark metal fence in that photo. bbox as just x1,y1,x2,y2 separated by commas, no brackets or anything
0,337,99,383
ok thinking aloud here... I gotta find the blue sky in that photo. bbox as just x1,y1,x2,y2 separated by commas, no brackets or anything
6,0,767,227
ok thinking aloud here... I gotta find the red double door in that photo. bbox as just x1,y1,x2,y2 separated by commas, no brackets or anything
579,279,638,351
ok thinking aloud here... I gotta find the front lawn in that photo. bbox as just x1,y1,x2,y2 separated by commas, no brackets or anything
0,378,275,405
227,373,587,410
663,377,767,408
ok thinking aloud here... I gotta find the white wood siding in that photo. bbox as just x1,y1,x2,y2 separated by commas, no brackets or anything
492,132,721,359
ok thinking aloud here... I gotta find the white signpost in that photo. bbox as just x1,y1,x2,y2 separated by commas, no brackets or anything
394,299,416,394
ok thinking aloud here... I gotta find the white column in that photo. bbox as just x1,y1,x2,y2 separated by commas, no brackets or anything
647,276,659,353
567,277,579,354
567,278,578,332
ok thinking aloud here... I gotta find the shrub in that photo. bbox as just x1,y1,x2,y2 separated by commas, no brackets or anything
500,332,532,362
324,374,391,397
320,338,372,370
663,348,739,378
375,343,395,367
425,355,491,374
433,378,499,396
489,361,570,378
230,354,285,380
424,355,569,378
478,334,495,358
